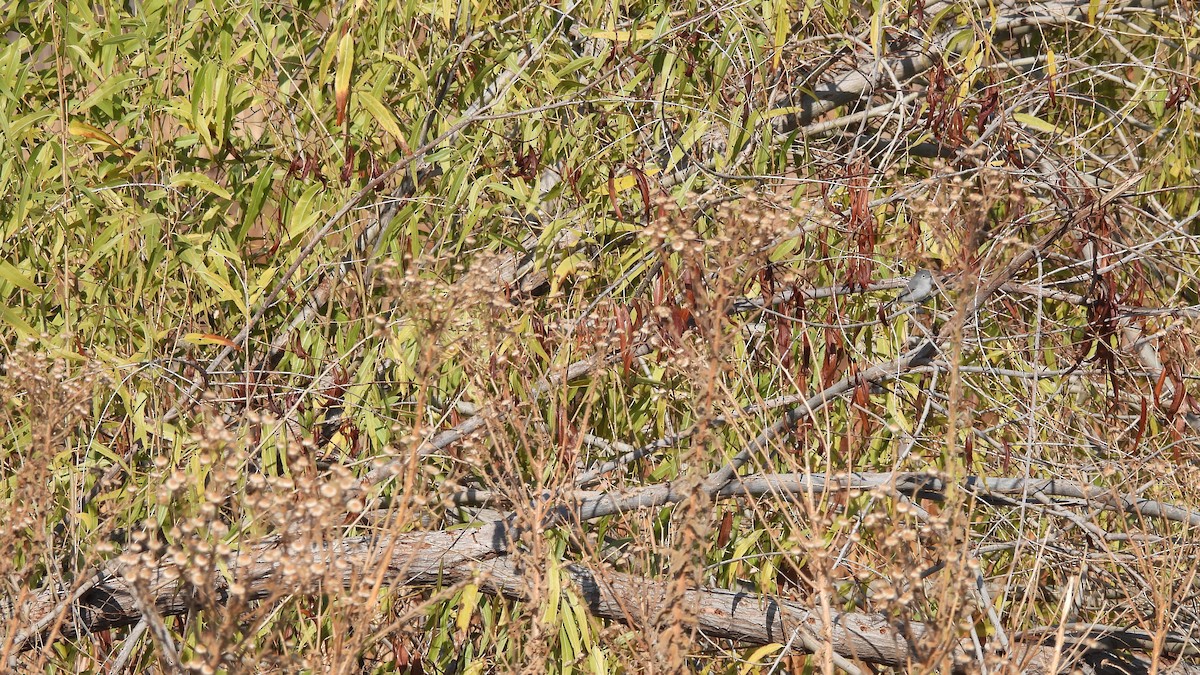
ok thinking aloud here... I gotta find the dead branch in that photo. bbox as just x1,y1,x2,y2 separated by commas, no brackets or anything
12,520,1197,673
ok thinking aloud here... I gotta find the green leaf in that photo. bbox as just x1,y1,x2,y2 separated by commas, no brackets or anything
187,256,247,313
358,90,405,142
0,260,39,293
665,119,709,173
287,183,324,242
1013,112,1066,137
542,558,561,626
0,304,36,338
555,55,596,80
240,165,276,232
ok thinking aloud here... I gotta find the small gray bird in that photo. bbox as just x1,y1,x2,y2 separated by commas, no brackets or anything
885,269,934,310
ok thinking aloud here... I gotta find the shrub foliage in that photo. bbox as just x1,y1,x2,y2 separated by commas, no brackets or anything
3,0,1200,671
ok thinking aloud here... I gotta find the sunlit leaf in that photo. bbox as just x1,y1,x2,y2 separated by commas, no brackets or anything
179,332,241,350
335,30,354,126
171,171,232,200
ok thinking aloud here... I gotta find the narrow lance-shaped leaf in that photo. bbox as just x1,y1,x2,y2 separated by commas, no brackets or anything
336,29,354,126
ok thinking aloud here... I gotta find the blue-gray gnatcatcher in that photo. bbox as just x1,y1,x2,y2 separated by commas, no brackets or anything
885,269,934,310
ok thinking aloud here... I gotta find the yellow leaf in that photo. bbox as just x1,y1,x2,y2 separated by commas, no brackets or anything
579,27,657,41
179,333,242,351
68,120,121,147
335,30,354,126
772,0,789,69
551,253,585,293
77,510,98,531
171,171,232,200
68,120,132,156
730,529,765,579
567,590,594,649
588,649,608,675
740,644,785,674
760,105,802,122
595,165,662,195
958,40,982,100
456,583,479,633
870,2,884,60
